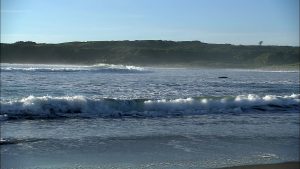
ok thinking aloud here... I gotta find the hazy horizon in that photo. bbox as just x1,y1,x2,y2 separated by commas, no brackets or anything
1,0,299,46
2,40,300,47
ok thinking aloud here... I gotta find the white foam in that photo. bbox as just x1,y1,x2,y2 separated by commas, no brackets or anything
1,94,299,120
257,153,279,159
91,63,144,71
1,63,145,72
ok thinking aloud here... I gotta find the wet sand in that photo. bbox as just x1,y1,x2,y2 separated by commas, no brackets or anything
219,161,299,169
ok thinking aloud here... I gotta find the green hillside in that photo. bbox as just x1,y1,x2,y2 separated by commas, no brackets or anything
1,40,299,68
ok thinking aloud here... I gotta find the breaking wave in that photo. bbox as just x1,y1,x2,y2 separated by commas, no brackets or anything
0,63,146,73
1,94,299,120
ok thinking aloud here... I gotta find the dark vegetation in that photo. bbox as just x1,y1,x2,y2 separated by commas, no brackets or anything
1,40,299,68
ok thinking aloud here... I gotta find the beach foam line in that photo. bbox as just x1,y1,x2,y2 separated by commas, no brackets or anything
1,94,299,120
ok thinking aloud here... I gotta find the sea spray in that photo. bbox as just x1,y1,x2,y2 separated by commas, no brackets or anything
1,94,299,120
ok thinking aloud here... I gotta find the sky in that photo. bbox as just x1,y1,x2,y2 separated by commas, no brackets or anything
1,0,299,46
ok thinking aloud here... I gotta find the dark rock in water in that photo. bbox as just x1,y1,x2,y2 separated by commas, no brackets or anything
218,76,228,79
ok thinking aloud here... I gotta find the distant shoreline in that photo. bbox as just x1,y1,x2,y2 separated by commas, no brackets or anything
217,161,300,169
1,62,299,71
1,40,299,68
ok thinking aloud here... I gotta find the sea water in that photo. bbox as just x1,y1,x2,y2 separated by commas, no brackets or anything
0,63,299,169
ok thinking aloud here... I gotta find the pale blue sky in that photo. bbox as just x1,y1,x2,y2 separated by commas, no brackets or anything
1,0,299,46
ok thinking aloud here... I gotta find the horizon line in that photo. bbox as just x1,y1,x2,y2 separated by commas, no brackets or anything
1,40,299,47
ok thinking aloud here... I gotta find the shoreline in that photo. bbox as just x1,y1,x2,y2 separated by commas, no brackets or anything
218,161,300,169
1,62,299,71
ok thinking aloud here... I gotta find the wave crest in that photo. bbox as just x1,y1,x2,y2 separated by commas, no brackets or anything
1,94,299,120
1,63,146,73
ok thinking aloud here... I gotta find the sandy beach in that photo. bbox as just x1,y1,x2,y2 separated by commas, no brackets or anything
219,162,300,169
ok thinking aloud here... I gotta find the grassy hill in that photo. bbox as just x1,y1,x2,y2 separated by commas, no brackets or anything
1,40,299,68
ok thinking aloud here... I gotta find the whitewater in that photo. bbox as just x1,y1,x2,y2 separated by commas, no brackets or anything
1,63,299,169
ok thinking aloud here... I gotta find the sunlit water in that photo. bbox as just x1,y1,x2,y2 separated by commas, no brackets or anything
1,63,299,169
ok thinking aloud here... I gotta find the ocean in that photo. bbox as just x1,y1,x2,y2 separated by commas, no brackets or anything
0,63,299,169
